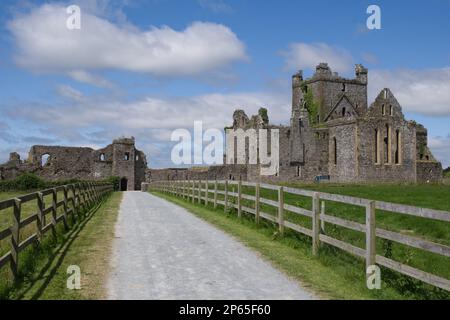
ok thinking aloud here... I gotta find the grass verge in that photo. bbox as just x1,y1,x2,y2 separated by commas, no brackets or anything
152,191,410,300
0,192,122,300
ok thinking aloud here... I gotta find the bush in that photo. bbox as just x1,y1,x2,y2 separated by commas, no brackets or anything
15,173,45,190
0,174,113,192
107,176,121,191
444,167,450,178
0,173,45,191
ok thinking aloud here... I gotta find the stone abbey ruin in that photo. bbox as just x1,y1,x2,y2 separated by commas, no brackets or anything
0,63,443,188
150,63,443,184
0,137,147,191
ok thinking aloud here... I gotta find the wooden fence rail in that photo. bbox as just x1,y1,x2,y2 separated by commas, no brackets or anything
145,179,450,292
0,182,113,278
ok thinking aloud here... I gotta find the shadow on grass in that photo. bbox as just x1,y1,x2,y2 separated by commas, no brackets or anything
8,199,107,300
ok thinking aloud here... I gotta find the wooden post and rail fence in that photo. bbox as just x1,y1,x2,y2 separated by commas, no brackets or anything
144,179,450,292
0,182,113,279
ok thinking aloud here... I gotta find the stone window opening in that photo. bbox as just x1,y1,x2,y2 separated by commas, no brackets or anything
374,129,380,164
382,104,386,115
333,137,337,165
384,124,391,164
100,153,106,161
296,166,300,177
124,152,130,161
342,83,346,92
135,154,139,161
341,107,346,117
41,154,50,167
389,105,393,116
395,129,402,164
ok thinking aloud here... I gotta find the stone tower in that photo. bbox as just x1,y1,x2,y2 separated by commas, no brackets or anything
111,137,138,191
303,63,368,123
289,70,308,165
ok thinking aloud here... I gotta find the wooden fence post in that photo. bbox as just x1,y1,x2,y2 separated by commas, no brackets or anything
37,192,44,242
278,186,284,235
213,179,218,209
198,180,202,204
224,180,229,212
192,180,195,204
51,188,58,238
320,201,326,233
255,182,260,224
366,201,376,271
205,181,209,206
312,192,321,255
10,198,21,278
75,184,81,218
238,178,242,218
63,186,69,229
72,185,78,221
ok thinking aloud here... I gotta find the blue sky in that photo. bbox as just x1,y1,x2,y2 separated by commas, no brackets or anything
0,0,449,168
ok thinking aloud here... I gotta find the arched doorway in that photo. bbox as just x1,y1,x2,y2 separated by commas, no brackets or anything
120,178,128,191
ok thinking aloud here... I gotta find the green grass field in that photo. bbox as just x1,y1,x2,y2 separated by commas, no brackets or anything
157,183,450,299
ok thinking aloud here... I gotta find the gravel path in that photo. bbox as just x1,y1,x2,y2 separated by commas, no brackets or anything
107,192,316,300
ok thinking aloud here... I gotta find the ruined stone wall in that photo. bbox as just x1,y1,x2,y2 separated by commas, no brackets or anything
416,161,443,183
134,150,148,190
355,90,417,183
146,165,248,183
0,137,148,190
28,145,95,181
327,120,358,182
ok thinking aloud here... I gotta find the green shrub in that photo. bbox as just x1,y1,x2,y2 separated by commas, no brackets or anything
107,176,121,191
444,167,450,178
15,173,45,190
0,175,113,192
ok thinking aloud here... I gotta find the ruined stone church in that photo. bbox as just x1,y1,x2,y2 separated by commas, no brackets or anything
230,63,442,183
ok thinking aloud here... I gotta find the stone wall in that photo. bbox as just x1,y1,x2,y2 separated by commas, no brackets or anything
0,137,147,190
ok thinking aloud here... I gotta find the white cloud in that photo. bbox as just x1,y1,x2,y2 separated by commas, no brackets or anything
281,42,354,73
9,92,289,131
369,67,450,116
8,3,247,76
67,70,114,88
57,84,84,101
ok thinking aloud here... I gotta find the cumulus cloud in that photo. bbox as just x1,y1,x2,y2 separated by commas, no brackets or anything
7,92,289,131
369,67,450,116
281,42,354,73
8,3,247,76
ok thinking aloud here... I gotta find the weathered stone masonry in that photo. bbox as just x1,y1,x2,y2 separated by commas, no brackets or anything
226,63,443,184
0,137,147,190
